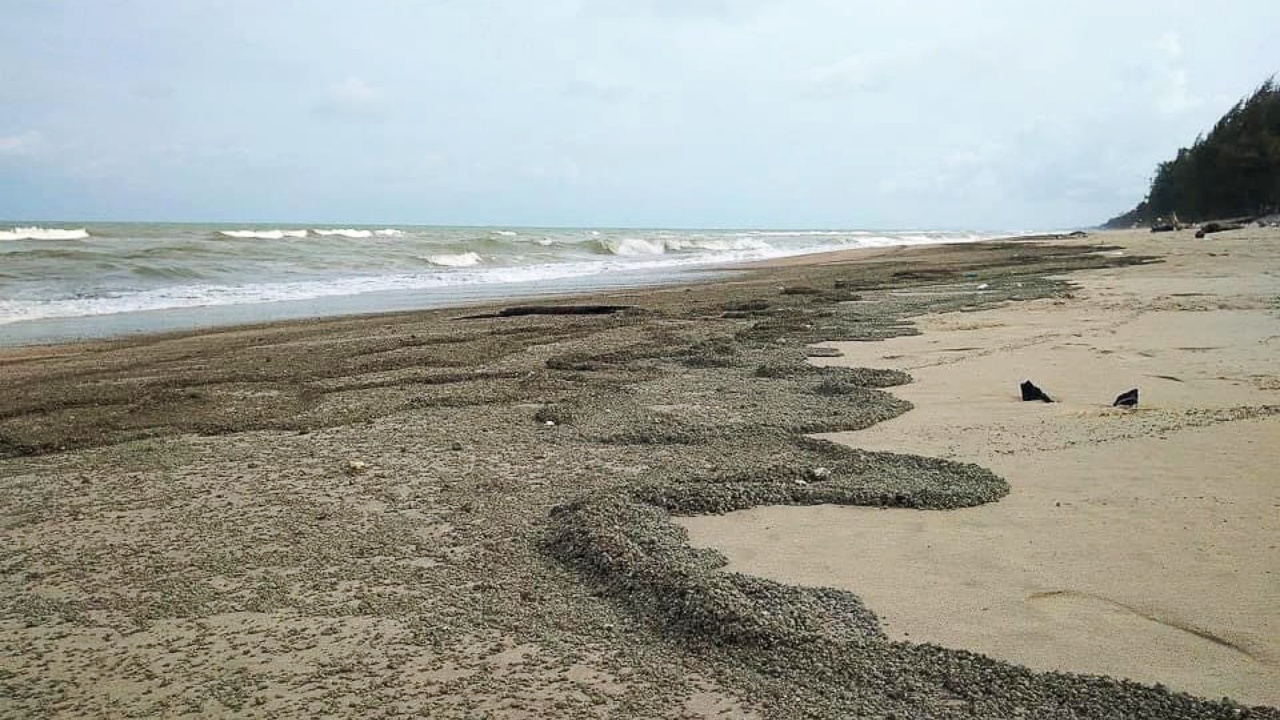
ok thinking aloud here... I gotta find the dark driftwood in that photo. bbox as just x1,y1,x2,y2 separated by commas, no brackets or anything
456,305,636,320
1194,222,1246,238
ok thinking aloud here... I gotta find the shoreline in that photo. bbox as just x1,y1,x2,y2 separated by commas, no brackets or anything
0,225,1021,349
0,233,1054,349
0,266,725,349
3,230,1276,718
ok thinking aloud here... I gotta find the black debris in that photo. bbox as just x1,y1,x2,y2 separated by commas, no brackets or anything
1020,380,1053,403
456,304,636,320
1113,388,1139,407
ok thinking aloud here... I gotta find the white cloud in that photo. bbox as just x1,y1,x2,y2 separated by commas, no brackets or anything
562,78,631,103
0,130,43,157
802,37,987,100
581,0,765,22
1151,31,1199,116
877,142,1006,200
314,77,388,117
525,157,582,182
806,55,880,95
1155,31,1183,61
1157,68,1195,115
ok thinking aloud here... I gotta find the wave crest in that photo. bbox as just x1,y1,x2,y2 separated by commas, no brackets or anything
219,229,308,240
0,226,90,241
599,237,666,256
665,237,772,253
598,235,773,256
424,251,482,267
314,229,373,239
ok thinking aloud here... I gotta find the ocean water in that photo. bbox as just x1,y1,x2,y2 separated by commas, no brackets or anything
0,222,1004,344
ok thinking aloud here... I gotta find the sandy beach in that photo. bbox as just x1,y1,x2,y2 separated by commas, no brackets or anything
683,227,1280,706
2,229,1277,718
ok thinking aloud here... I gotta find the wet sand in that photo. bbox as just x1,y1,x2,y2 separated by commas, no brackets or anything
681,226,1280,706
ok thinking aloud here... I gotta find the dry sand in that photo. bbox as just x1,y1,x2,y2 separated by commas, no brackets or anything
681,226,1280,706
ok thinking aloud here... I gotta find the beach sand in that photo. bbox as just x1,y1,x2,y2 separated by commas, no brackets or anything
681,227,1280,706
2,229,1277,718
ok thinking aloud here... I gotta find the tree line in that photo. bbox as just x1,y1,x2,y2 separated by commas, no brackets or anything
1105,77,1279,228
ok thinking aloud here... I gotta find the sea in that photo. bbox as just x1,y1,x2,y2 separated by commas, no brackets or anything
0,222,1009,345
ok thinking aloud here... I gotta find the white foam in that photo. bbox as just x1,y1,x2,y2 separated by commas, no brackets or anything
424,251,482,267
600,236,666,256
492,230,519,237
0,262,620,325
664,237,772,253
508,234,593,248
596,235,777,256
314,229,374,238
219,229,308,240
374,228,405,237
742,230,867,238
0,226,90,241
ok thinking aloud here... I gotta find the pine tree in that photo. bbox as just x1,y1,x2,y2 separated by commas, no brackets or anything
1105,77,1279,227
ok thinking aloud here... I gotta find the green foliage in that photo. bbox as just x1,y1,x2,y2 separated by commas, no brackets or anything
1106,77,1280,226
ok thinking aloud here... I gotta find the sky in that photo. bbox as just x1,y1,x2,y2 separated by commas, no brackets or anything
1,1,1277,230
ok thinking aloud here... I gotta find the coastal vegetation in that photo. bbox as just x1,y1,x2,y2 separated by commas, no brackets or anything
1106,77,1280,227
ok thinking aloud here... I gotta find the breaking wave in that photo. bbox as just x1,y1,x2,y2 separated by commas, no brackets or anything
600,237,666,256
423,251,482,267
0,226,91,241
219,229,309,240
314,228,374,239
597,235,773,256
216,228,406,240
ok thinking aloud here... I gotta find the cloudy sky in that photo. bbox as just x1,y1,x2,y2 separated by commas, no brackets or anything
1,1,1276,229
